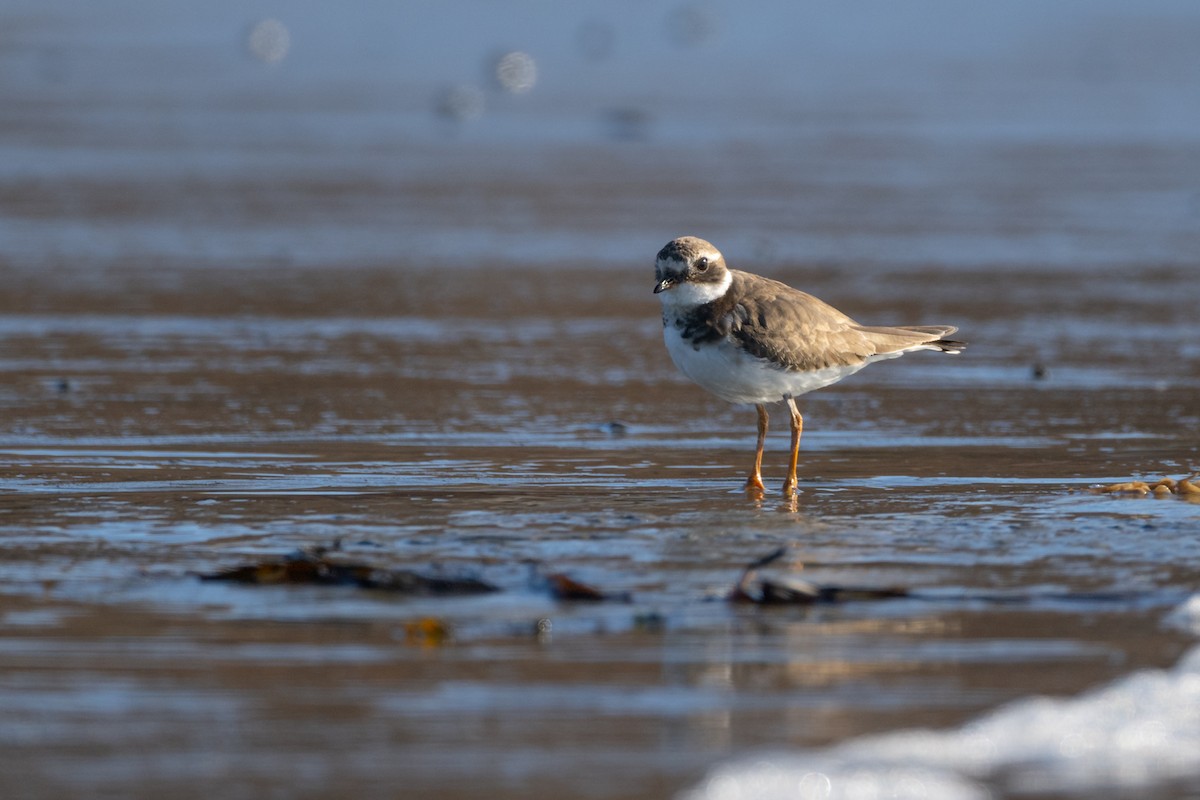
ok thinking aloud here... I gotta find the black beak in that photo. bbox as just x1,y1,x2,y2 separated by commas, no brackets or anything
653,278,674,294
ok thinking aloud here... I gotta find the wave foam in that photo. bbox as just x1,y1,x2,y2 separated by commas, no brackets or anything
684,599,1200,800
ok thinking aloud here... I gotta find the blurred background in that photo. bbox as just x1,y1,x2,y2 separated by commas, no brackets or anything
4,0,1200,279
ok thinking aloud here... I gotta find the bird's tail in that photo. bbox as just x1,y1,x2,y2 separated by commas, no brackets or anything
853,324,966,356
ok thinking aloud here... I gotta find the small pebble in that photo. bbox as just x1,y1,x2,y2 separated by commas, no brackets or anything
599,420,629,438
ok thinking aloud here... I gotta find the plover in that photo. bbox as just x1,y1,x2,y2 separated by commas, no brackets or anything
654,236,965,496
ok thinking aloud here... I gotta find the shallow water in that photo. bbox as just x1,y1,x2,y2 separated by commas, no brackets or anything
3,2,1200,799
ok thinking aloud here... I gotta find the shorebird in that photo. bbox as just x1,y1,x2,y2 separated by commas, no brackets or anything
654,236,964,497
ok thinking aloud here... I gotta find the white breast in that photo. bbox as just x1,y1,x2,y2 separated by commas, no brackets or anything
662,321,865,405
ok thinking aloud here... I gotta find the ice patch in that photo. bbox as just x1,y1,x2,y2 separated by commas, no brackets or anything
684,638,1200,800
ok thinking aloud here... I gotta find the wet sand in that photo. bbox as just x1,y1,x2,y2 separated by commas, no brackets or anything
3,257,1200,799
4,2,1200,798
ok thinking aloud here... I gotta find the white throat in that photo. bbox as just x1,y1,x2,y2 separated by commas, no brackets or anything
657,269,732,311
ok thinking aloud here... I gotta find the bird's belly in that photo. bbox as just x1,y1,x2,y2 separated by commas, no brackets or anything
663,328,863,404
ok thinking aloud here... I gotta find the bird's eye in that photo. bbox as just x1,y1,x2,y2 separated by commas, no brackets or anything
695,257,709,272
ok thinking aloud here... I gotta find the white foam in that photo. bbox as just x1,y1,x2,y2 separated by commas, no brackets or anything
1165,594,1200,636
683,597,1200,800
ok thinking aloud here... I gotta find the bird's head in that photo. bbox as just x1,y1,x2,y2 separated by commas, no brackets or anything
653,236,730,305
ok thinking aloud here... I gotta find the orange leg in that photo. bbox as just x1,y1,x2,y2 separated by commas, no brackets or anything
744,403,768,496
781,396,804,496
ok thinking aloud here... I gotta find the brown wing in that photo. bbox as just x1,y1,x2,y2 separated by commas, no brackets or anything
716,271,964,370
715,271,874,371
